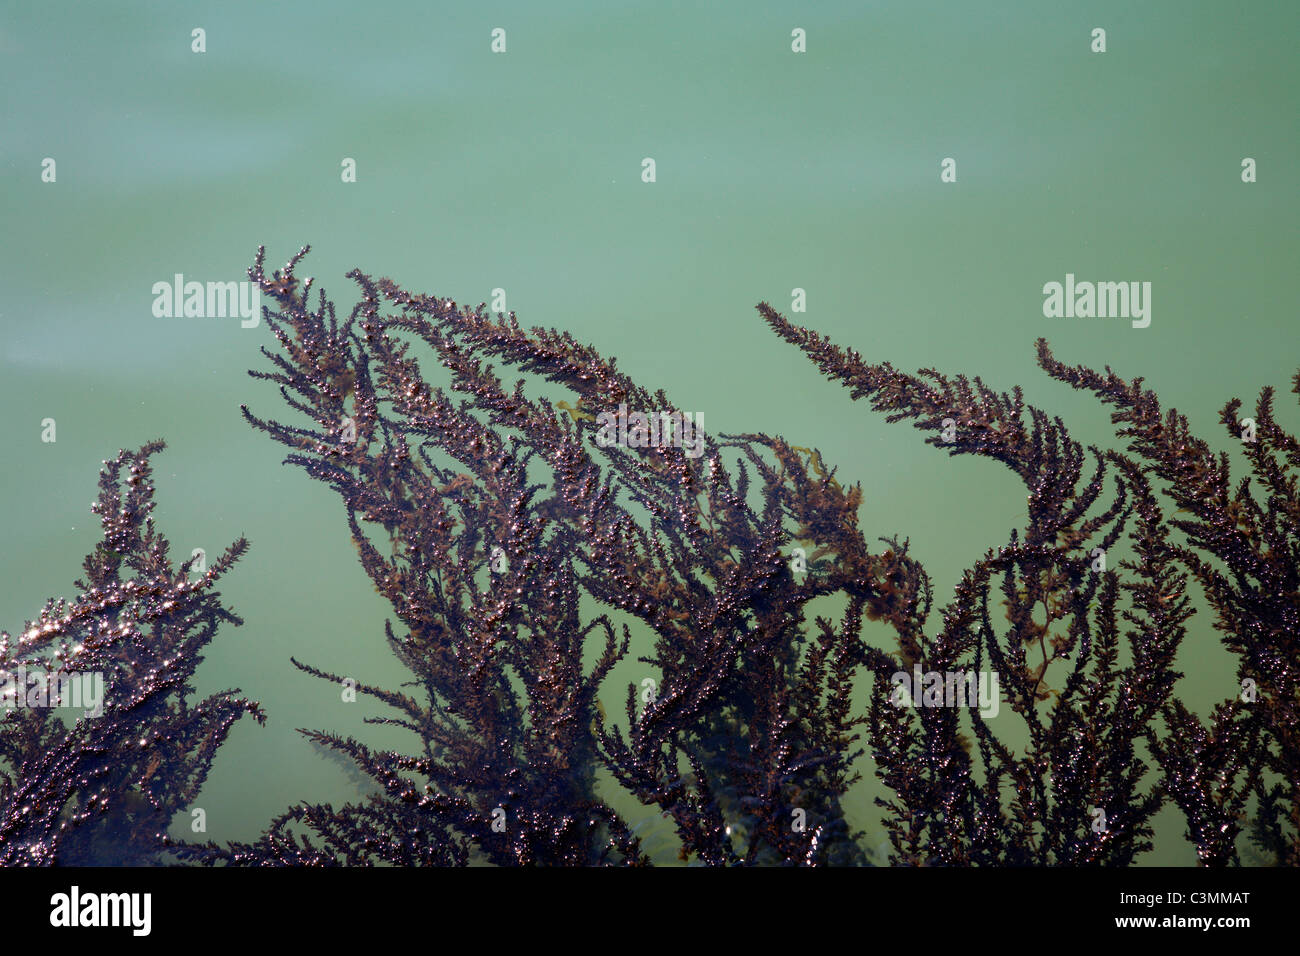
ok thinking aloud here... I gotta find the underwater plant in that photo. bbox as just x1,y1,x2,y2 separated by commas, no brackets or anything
0,441,264,865
174,246,877,865
1035,343,1300,866
171,246,1294,866
762,307,1299,865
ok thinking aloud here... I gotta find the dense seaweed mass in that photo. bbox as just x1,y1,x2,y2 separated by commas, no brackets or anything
4,246,1295,866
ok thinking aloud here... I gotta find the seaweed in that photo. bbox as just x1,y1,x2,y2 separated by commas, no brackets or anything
170,246,1297,866
763,304,1298,865
0,442,264,865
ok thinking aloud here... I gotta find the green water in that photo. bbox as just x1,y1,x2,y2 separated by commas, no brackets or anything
1,0,1296,865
